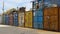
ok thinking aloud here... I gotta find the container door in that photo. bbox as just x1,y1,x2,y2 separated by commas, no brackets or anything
5,15,9,25
9,14,13,25
44,8,50,30
33,16,38,29
49,8,58,31
28,11,32,28
25,12,29,27
33,8,43,29
13,13,18,26
44,7,58,31
18,13,24,27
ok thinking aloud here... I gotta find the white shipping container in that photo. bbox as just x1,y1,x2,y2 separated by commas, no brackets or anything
18,13,24,27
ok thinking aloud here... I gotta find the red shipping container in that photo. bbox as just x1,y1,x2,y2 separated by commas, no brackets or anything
9,14,13,25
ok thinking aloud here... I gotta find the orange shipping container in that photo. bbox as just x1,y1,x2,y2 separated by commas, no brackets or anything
44,7,59,31
58,7,60,31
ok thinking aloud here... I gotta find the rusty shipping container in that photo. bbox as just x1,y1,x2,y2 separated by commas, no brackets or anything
59,7,60,31
25,11,32,28
44,7,59,31
9,13,13,25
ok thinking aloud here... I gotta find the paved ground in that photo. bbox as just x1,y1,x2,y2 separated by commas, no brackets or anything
0,25,60,34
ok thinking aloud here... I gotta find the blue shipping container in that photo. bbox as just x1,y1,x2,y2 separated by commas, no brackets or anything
44,0,60,7
52,0,60,6
33,8,43,29
44,0,51,7
13,13,18,26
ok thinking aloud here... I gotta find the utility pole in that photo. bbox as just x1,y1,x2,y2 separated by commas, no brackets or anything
2,0,4,14
2,0,5,24
17,0,18,10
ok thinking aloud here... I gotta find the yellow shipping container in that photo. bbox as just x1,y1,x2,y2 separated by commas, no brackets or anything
25,11,32,28
18,13,25,27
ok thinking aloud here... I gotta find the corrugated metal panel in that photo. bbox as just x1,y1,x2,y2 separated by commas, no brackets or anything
25,11,32,28
18,13,24,27
44,7,58,31
13,12,18,26
33,8,43,29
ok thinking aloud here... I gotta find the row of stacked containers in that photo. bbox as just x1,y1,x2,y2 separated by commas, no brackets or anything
3,7,60,32
2,0,60,32
2,7,60,32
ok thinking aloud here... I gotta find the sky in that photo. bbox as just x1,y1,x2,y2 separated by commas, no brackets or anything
0,0,34,14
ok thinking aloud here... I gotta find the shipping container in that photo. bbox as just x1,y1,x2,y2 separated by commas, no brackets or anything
33,8,43,29
43,0,60,7
44,0,51,7
4,14,9,25
32,1,36,11
9,13,13,25
0,15,2,24
44,7,59,31
13,11,18,26
51,0,60,7
18,12,24,27
2,14,5,24
58,7,60,31
25,11,32,28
